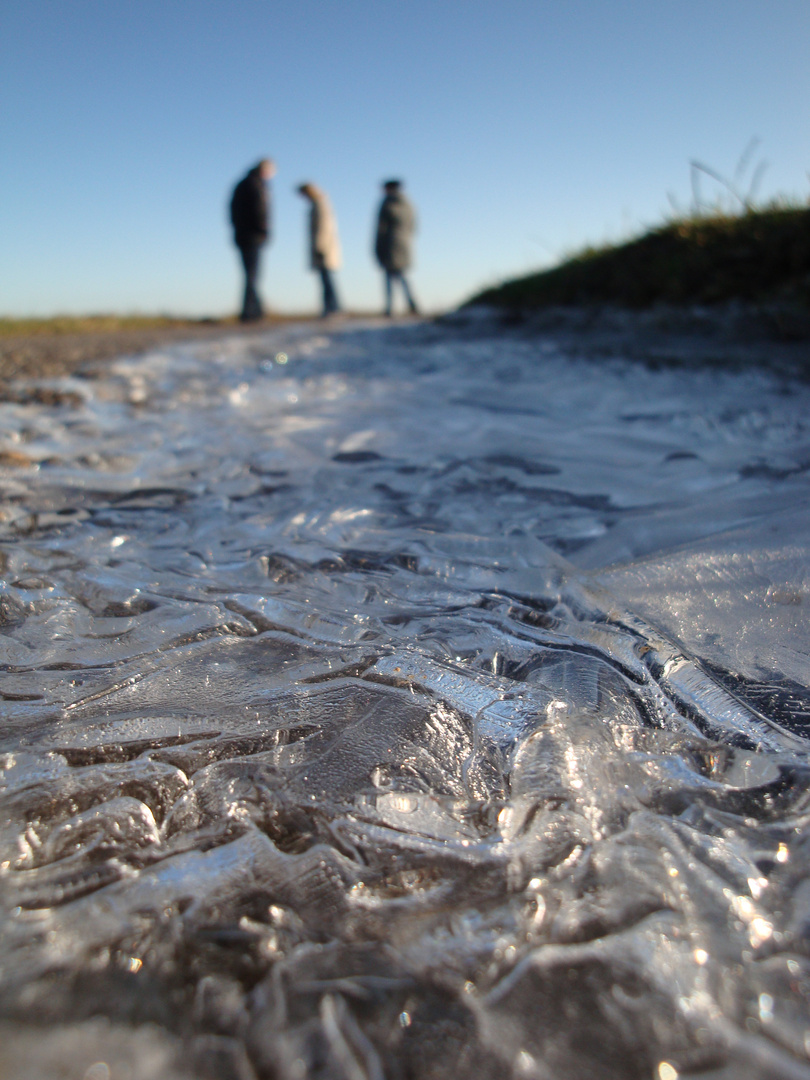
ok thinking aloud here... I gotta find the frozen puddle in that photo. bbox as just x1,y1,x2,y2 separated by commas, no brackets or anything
1,318,810,1079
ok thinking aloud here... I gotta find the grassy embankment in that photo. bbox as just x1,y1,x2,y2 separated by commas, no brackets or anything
469,205,810,311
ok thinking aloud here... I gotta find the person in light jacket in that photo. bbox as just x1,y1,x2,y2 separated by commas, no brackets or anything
374,179,419,316
297,183,342,317
229,158,275,321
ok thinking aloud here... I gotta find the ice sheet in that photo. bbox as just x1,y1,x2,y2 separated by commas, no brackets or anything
1,318,810,1079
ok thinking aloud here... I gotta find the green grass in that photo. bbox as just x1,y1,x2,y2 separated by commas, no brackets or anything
468,205,810,310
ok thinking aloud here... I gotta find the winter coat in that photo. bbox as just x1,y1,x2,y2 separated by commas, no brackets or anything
230,165,271,248
374,190,416,271
305,186,341,271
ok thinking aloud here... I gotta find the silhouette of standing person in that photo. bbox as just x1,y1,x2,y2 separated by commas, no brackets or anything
230,158,276,322
297,183,342,317
374,179,419,316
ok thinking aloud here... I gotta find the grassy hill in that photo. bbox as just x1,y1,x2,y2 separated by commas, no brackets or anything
468,206,810,311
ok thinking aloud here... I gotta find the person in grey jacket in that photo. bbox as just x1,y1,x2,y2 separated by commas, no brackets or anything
229,158,275,321
297,182,342,316
374,179,419,316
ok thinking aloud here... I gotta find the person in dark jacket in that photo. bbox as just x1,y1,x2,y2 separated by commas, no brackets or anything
374,179,419,316
230,158,275,321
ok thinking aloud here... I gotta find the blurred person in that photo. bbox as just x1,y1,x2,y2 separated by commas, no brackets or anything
374,179,419,316
296,182,342,317
229,158,276,321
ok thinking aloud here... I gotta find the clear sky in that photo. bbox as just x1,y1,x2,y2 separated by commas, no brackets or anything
2,0,809,317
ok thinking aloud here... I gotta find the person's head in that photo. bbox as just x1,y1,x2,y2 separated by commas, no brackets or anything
258,159,276,181
297,182,316,200
383,179,402,193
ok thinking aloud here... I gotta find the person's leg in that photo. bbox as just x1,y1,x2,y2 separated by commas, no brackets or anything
239,244,263,321
390,271,402,314
384,271,393,316
320,268,340,315
400,273,419,314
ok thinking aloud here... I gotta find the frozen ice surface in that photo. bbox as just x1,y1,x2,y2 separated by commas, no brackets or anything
1,318,810,1079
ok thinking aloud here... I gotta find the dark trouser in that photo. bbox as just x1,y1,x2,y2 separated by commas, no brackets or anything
384,271,418,316
319,268,341,316
238,242,264,321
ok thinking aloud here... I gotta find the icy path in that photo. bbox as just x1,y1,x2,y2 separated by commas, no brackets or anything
1,317,810,1080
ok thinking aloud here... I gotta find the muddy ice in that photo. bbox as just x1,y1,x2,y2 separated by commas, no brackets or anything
1,316,810,1079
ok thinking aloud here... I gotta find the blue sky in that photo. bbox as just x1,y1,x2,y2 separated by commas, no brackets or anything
2,0,809,316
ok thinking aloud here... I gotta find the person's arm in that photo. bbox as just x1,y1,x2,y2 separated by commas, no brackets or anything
374,206,389,264
313,202,326,257
259,183,271,243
